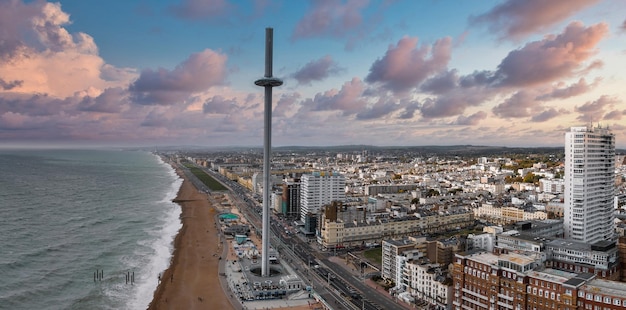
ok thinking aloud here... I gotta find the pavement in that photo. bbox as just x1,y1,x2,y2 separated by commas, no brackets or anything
214,193,319,310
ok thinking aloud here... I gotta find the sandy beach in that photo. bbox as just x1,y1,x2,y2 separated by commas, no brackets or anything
147,167,234,310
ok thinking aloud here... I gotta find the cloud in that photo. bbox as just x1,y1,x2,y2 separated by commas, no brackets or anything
603,109,626,120
419,86,491,118
492,22,608,87
291,55,343,85
274,93,301,117
0,1,134,98
575,95,619,122
415,22,608,121
169,0,231,20
0,78,23,90
492,91,540,118
530,108,568,122
129,49,228,105
355,97,398,120
303,77,368,115
452,111,488,126
536,78,600,100
0,92,78,117
291,0,368,40
420,70,459,94
202,95,239,114
78,87,128,113
365,36,452,93
470,0,600,40
0,112,31,130
397,100,420,119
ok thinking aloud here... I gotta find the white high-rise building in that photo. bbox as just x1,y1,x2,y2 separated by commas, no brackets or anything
300,171,345,222
564,126,616,244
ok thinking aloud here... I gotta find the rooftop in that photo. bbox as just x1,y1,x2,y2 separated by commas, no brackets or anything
526,268,578,284
582,279,626,298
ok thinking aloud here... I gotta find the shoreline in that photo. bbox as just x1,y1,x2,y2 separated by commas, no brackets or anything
146,162,234,310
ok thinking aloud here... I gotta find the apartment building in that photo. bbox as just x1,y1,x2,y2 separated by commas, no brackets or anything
318,206,473,250
299,171,345,224
451,250,626,310
564,126,616,244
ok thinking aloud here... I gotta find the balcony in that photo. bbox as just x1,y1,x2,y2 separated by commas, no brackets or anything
462,296,488,308
463,288,488,300
497,300,514,309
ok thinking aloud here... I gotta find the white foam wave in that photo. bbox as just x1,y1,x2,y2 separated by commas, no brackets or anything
126,155,183,310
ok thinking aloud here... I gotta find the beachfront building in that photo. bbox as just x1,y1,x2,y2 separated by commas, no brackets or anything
564,126,616,244
318,204,473,251
381,236,426,282
299,171,345,226
576,279,626,309
450,250,626,310
545,239,620,280
473,202,548,224
405,262,452,309
451,251,544,310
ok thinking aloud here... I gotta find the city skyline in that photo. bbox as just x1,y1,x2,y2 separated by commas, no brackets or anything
1,0,625,148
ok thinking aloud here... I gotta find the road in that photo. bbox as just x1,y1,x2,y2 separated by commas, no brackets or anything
179,161,407,310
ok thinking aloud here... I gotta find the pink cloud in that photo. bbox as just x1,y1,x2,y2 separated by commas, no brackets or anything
471,0,600,40
78,87,128,114
169,0,231,20
603,109,626,120
355,97,398,120
366,36,452,93
493,22,608,87
420,70,459,94
530,108,569,122
202,95,239,114
291,55,343,85
303,77,368,115
492,91,540,118
273,93,301,117
575,95,619,122
129,49,228,105
452,111,488,126
419,86,492,118
291,0,368,40
536,78,600,100
0,111,34,130
0,1,135,97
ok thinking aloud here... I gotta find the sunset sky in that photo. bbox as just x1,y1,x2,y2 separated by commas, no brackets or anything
1,0,625,148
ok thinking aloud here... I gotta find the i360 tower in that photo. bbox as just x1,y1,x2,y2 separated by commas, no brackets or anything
564,125,616,244
255,28,282,277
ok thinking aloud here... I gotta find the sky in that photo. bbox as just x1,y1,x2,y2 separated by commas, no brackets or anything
1,0,625,148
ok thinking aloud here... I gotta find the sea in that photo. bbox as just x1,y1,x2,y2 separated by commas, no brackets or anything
0,149,182,310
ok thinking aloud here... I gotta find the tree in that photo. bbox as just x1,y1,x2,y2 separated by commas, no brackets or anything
425,189,440,197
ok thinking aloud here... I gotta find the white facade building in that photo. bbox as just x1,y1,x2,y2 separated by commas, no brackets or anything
564,126,616,243
299,171,345,222
405,262,451,309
